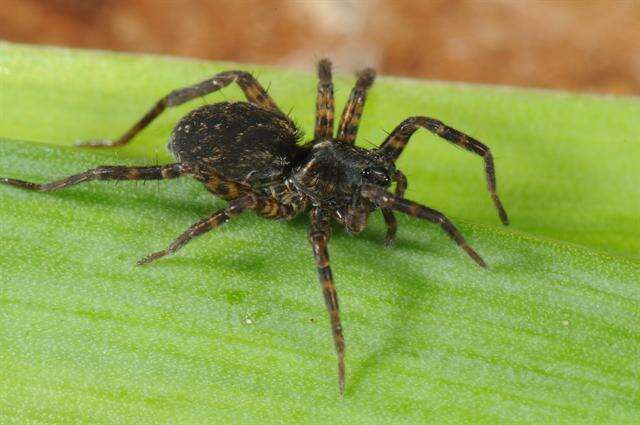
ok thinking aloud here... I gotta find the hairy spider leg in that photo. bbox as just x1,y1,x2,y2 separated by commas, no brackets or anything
314,58,335,140
200,171,252,201
0,163,187,192
379,117,509,225
137,194,256,265
309,208,345,395
363,184,487,268
381,209,397,246
76,70,285,148
380,170,408,245
336,68,376,144
392,169,408,198
254,196,305,220
137,190,303,266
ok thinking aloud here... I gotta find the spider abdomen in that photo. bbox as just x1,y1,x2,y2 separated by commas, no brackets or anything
168,101,303,187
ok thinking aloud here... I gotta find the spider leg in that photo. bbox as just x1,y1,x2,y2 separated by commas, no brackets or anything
379,117,509,225
380,170,407,245
137,194,256,265
308,208,345,395
0,163,187,192
314,58,335,140
363,184,487,268
254,196,306,220
77,70,284,148
393,169,408,198
381,209,397,246
336,67,376,144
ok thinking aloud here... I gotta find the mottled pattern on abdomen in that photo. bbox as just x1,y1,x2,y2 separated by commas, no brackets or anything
168,102,303,188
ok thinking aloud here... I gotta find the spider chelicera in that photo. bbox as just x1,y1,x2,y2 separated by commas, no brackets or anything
0,58,509,394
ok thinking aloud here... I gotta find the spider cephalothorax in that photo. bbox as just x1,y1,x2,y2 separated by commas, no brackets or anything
0,58,508,395
291,140,395,234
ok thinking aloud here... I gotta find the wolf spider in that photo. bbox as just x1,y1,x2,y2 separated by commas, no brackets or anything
0,58,508,394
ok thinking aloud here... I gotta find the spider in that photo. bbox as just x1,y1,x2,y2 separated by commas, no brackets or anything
0,58,508,394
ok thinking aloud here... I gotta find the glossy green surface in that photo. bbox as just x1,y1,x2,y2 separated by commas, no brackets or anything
1,42,639,424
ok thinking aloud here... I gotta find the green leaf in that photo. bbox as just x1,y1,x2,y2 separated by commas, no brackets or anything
1,42,639,424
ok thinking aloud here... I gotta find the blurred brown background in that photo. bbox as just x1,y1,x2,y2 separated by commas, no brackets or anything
2,0,640,94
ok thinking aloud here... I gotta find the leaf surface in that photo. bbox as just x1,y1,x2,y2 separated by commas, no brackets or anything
1,42,639,424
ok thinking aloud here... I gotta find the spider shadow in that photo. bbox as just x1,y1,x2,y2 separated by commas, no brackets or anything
330,226,442,394
45,181,220,219
351,222,442,255
344,207,450,256
161,244,275,278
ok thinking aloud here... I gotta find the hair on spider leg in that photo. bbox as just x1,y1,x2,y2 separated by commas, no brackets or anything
380,127,392,137
361,138,378,149
2,58,510,395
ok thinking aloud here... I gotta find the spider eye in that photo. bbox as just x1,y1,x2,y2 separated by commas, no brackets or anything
362,166,391,186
